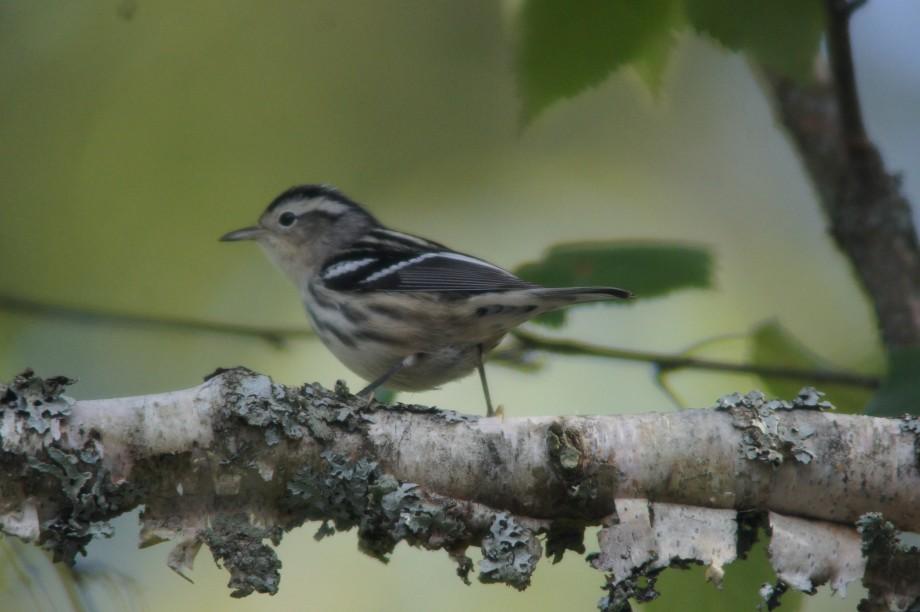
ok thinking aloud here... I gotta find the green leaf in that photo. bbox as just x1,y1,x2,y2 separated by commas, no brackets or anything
685,0,824,80
749,321,874,414
866,347,920,417
517,0,678,123
631,15,679,95
374,388,397,405
515,241,712,327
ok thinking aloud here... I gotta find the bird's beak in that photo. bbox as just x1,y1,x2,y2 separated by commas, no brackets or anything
219,226,265,242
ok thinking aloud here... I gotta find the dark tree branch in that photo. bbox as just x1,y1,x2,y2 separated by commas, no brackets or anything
509,330,879,389
764,2,920,349
826,0,868,146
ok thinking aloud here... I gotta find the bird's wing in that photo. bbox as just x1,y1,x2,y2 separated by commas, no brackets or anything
320,231,536,294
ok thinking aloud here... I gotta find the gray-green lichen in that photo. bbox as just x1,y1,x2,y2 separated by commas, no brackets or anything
284,451,474,578
216,369,368,448
216,369,471,454
26,442,122,563
1,370,131,564
479,513,541,590
202,514,282,598
596,564,662,612
0,368,75,440
285,450,378,532
206,368,536,594
364,477,469,558
856,513,920,611
899,415,920,469
714,388,832,466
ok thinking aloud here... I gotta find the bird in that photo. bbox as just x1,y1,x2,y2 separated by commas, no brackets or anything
220,185,631,416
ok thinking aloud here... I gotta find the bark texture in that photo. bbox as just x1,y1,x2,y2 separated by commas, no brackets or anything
765,1,920,350
1,369,918,609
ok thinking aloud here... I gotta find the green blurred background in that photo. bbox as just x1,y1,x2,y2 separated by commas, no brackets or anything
2,1,917,610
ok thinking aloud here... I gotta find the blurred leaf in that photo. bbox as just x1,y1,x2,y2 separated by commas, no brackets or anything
515,241,712,326
685,0,824,80
631,17,679,95
516,0,821,121
750,321,874,414
866,347,920,417
644,537,803,612
517,0,678,123
374,388,397,404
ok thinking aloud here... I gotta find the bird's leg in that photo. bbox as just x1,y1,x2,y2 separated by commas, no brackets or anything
477,344,495,417
358,354,418,405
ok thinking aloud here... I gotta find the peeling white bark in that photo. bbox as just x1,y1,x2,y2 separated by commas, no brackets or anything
768,512,864,596
0,369,917,609
363,405,920,528
592,499,738,584
71,385,219,481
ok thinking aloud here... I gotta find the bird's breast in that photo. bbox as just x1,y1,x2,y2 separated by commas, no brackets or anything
302,282,515,389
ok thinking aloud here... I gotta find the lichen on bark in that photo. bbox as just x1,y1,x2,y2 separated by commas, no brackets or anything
202,514,282,597
714,388,832,465
857,513,920,611
2,368,918,609
0,369,134,563
478,512,541,590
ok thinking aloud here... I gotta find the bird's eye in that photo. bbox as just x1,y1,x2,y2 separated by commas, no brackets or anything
279,212,297,227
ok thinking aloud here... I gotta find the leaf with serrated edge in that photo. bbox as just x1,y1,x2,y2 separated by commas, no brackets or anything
515,241,712,327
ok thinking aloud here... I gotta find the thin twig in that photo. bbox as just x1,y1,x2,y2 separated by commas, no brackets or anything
1,293,880,388
510,330,879,389
653,368,689,409
0,294,314,348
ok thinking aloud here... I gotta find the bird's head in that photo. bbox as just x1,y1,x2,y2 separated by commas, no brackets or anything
220,184,377,284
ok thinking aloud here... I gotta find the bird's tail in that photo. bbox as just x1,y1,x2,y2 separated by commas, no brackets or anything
524,287,633,312
461,286,632,340
533,286,633,306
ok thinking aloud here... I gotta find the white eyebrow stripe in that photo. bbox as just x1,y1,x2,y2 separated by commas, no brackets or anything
359,251,511,284
323,257,378,279
300,198,352,217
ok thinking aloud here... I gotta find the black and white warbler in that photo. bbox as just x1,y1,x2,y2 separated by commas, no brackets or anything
221,185,632,415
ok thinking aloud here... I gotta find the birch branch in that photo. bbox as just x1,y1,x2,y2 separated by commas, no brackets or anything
1,369,918,610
